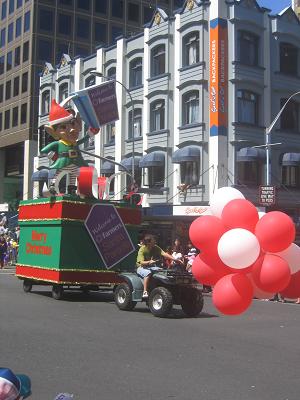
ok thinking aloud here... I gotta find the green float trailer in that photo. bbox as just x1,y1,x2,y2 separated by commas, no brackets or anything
16,195,141,300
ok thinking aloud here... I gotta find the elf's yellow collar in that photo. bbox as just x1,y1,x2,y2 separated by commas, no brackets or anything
59,139,74,146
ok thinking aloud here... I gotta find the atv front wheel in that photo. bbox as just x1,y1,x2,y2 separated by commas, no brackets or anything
181,288,204,317
149,287,173,317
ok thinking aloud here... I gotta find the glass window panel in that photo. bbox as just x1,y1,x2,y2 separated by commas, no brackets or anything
76,17,89,39
17,0,22,8
8,22,13,42
16,17,22,37
59,14,72,35
128,3,139,22
21,103,27,124
6,51,12,71
41,91,50,114
183,31,199,66
128,109,142,138
24,11,30,32
237,90,258,125
180,161,199,185
5,110,10,129
150,100,165,131
13,76,19,96
0,84,3,102
59,82,68,102
1,1,7,20
0,28,6,47
23,41,29,62
151,44,165,77
182,91,199,125
0,113,2,131
9,0,14,14
94,22,107,44
280,43,298,75
143,5,152,23
38,39,52,63
39,9,53,31
111,25,123,42
148,165,165,188
0,56,4,74
5,80,11,100
22,71,28,93
12,106,18,127
112,0,123,18
95,0,107,13
238,31,259,66
129,57,142,88
77,0,89,10
280,98,299,131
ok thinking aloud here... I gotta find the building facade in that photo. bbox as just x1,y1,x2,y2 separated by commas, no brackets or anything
0,0,182,210
37,0,300,246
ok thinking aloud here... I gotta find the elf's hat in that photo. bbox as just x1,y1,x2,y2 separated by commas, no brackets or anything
48,100,73,126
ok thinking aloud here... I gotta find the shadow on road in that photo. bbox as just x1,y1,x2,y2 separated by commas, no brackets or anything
133,307,219,319
28,290,115,303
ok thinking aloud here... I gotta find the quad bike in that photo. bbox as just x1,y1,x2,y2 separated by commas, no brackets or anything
114,268,204,318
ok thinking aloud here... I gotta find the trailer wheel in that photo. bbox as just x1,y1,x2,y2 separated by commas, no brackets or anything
148,287,173,318
23,279,32,293
52,284,64,300
115,283,136,311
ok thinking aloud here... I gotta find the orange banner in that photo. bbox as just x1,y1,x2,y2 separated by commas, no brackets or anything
209,18,228,136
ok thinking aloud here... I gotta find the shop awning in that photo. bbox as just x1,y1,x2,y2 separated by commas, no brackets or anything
31,169,56,181
172,146,201,163
119,156,141,171
237,147,266,162
282,153,300,166
139,151,165,168
101,160,115,174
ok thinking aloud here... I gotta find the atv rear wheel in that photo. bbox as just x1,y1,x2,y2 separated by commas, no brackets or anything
115,283,137,311
181,288,204,317
149,287,173,318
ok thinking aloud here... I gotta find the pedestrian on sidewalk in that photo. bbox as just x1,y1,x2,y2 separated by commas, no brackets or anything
0,235,7,269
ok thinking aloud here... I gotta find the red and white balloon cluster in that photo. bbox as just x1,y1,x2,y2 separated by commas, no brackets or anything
189,187,300,316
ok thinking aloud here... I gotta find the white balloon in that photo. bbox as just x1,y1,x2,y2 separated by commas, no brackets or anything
210,186,245,218
273,243,300,274
218,228,260,269
258,211,266,219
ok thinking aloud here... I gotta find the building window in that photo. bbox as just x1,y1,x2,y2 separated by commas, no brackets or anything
0,56,4,74
1,1,7,20
106,123,115,144
59,14,72,35
9,0,13,14
150,100,165,131
5,81,11,100
0,112,2,131
4,109,10,129
128,3,139,22
0,84,3,102
0,28,5,47
21,103,27,124
75,46,89,57
238,31,259,66
8,22,13,42
112,0,123,18
76,17,89,39
280,43,298,75
282,166,300,188
6,51,12,71
237,162,263,186
280,98,299,131
24,11,30,32
56,42,69,64
38,39,53,63
22,72,28,93
182,91,199,125
94,22,107,44
59,82,68,102
129,57,142,88
17,0,22,7
143,6,152,24
15,17,21,37
180,162,199,185
128,108,142,139
14,46,20,66
41,91,50,115
39,9,53,31
59,0,72,5
77,0,89,10
23,41,29,62
95,0,107,13
13,76,19,96
182,31,199,66
237,90,258,125
151,44,165,77
107,67,116,78
12,106,18,127
85,76,95,87
111,25,123,42
148,165,165,188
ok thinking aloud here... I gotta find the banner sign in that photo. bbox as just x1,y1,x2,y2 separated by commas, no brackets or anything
209,18,228,137
71,81,119,128
85,204,135,269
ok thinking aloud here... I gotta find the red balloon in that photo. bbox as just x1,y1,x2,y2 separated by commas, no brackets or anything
212,273,253,315
189,216,226,252
280,270,300,299
192,253,230,286
251,254,291,293
255,211,295,252
221,199,259,232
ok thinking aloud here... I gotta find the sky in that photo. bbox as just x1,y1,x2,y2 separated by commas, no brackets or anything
256,0,292,14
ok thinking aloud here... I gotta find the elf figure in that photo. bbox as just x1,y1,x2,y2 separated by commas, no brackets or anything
40,99,99,195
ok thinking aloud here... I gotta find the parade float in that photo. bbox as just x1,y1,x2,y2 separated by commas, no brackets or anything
16,82,142,299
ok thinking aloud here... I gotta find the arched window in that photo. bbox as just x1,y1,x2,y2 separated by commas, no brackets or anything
128,108,142,138
151,44,165,77
182,31,199,66
237,90,259,125
107,67,116,79
237,30,259,66
129,57,142,88
41,90,50,115
59,82,68,103
182,91,199,125
150,100,165,132
280,43,298,75
85,75,95,87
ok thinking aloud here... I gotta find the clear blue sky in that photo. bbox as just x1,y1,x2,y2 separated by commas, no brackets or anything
257,0,292,14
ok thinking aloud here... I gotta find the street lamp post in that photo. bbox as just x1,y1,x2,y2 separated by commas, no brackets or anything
254,90,300,185
90,71,135,186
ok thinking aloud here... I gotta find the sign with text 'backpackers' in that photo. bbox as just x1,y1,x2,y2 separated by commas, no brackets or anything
209,18,228,137
71,81,119,128
84,204,135,269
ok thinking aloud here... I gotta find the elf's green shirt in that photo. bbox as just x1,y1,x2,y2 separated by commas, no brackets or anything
40,136,90,169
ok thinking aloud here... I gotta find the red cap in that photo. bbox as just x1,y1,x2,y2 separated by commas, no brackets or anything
48,100,73,126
